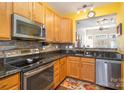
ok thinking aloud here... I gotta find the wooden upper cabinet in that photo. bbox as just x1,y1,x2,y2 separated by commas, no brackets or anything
67,19,72,43
45,7,54,42
54,14,61,42
13,2,32,19
61,18,72,43
32,2,44,24
60,18,65,43
0,3,12,40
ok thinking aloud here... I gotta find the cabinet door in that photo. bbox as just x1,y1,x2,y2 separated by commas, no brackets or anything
60,18,66,43
54,60,60,88
67,61,80,79
45,7,54,42
0,3,12,40
66,19,72,43
32,2,44,24
0,73,20,90
61,18,72,43
59,57,67,82
54,14,61,42
13,2,32,19
81,62,95,82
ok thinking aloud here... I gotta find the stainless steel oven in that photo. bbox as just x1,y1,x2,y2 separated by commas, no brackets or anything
23,62,54,90
12,14,45,40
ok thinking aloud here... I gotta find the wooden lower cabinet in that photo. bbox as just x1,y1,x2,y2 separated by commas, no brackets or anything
0,73,20,90
53,57,67,88
54,60,60,88
80,58,96,83
67,56,95,83
59,57,67,82
8,85,20,90
54,56,96,88
67,56,80,79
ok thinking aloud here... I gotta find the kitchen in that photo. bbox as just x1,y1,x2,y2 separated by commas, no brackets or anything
0,1,124,91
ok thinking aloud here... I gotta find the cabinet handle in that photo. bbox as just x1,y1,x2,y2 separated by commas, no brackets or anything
83,62,95,64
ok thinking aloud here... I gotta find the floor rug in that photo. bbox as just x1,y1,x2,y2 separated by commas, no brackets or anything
60,77,106,90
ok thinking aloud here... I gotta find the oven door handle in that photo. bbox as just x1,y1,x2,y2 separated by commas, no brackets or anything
24,62,54,77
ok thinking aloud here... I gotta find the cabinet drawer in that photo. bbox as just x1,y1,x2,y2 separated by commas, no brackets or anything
0,73,20,90
67,56,80,61
81,58,95,63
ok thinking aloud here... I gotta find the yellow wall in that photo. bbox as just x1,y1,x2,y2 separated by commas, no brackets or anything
64,2,124,89
64,2,124,43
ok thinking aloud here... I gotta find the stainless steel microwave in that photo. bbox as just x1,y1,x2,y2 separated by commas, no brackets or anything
12,14,45,40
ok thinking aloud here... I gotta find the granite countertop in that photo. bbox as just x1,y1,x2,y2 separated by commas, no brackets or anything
39,51,122,62
40,54,66,63
67,53,123,61
0,64,20,79
0,49,122,78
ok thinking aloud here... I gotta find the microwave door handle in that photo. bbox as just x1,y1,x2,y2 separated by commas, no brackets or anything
24,63,53,77
41,26,43,37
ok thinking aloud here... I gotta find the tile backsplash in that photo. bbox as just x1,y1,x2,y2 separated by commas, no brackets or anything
0,40,73,51
0,40,42,51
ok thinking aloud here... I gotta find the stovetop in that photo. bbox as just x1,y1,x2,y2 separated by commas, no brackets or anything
10,57,43,67
0,64,20,78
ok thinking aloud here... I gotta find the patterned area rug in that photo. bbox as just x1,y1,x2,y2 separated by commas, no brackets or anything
60,77,105,90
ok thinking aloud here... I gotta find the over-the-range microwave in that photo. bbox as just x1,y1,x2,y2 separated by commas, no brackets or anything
12,14,45,40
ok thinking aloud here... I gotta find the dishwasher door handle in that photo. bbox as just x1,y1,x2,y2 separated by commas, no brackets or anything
104,62,108,64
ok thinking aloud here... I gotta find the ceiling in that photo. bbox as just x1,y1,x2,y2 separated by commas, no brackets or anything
48,2,111,15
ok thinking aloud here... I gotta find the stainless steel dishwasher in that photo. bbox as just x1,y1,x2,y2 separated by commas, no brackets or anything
96,59,121,89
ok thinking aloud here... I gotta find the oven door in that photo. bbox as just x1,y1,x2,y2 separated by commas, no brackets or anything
23,62,54,90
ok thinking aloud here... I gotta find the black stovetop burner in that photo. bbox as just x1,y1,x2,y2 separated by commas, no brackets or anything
10,57,43,68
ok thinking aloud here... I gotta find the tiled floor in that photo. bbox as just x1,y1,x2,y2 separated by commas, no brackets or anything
56,77,109,90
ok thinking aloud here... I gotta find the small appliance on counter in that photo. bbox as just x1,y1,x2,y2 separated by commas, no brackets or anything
12,14,46,40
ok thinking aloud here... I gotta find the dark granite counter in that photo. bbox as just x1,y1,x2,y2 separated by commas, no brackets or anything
67,54,123,61
40,54,66,63
0,48,123,78
0,64,20,79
